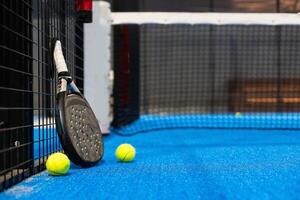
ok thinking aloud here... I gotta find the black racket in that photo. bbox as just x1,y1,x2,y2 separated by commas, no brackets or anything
52,39,103,167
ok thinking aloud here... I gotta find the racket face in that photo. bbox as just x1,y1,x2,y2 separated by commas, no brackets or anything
58,93,103,166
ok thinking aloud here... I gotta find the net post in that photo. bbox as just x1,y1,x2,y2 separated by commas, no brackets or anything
84,1,112,134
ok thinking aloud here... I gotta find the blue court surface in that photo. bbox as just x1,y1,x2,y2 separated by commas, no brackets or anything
2,125,300,199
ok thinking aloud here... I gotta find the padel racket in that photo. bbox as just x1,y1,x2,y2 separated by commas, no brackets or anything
52,39,103,167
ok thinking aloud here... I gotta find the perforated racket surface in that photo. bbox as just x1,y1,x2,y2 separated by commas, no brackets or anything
62,93,103,165
53,39,103,167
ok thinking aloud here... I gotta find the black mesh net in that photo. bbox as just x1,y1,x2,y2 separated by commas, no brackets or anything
0,0,83,191
113,23,300,134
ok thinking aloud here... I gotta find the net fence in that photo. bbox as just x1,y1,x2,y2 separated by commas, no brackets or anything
0,0,83,191
111,13,300,134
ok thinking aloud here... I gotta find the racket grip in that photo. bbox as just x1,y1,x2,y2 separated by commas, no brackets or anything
53,40,69,73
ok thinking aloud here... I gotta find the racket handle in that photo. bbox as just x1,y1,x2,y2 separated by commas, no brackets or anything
53,40,68,73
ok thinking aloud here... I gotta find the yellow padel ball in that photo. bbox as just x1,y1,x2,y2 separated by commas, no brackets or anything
46,152,70,176
235,112,241,117
115,144,136,163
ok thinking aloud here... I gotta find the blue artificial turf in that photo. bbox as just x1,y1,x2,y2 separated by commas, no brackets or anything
2,128,300,199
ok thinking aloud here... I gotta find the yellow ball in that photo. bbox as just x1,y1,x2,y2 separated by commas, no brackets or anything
235,112,241,117
46,152,70,176
115,144,136,162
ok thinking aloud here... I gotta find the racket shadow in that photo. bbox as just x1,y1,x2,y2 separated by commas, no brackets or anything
70,160,106,169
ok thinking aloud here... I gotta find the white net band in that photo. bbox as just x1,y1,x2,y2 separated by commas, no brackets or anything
111,12,300,25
